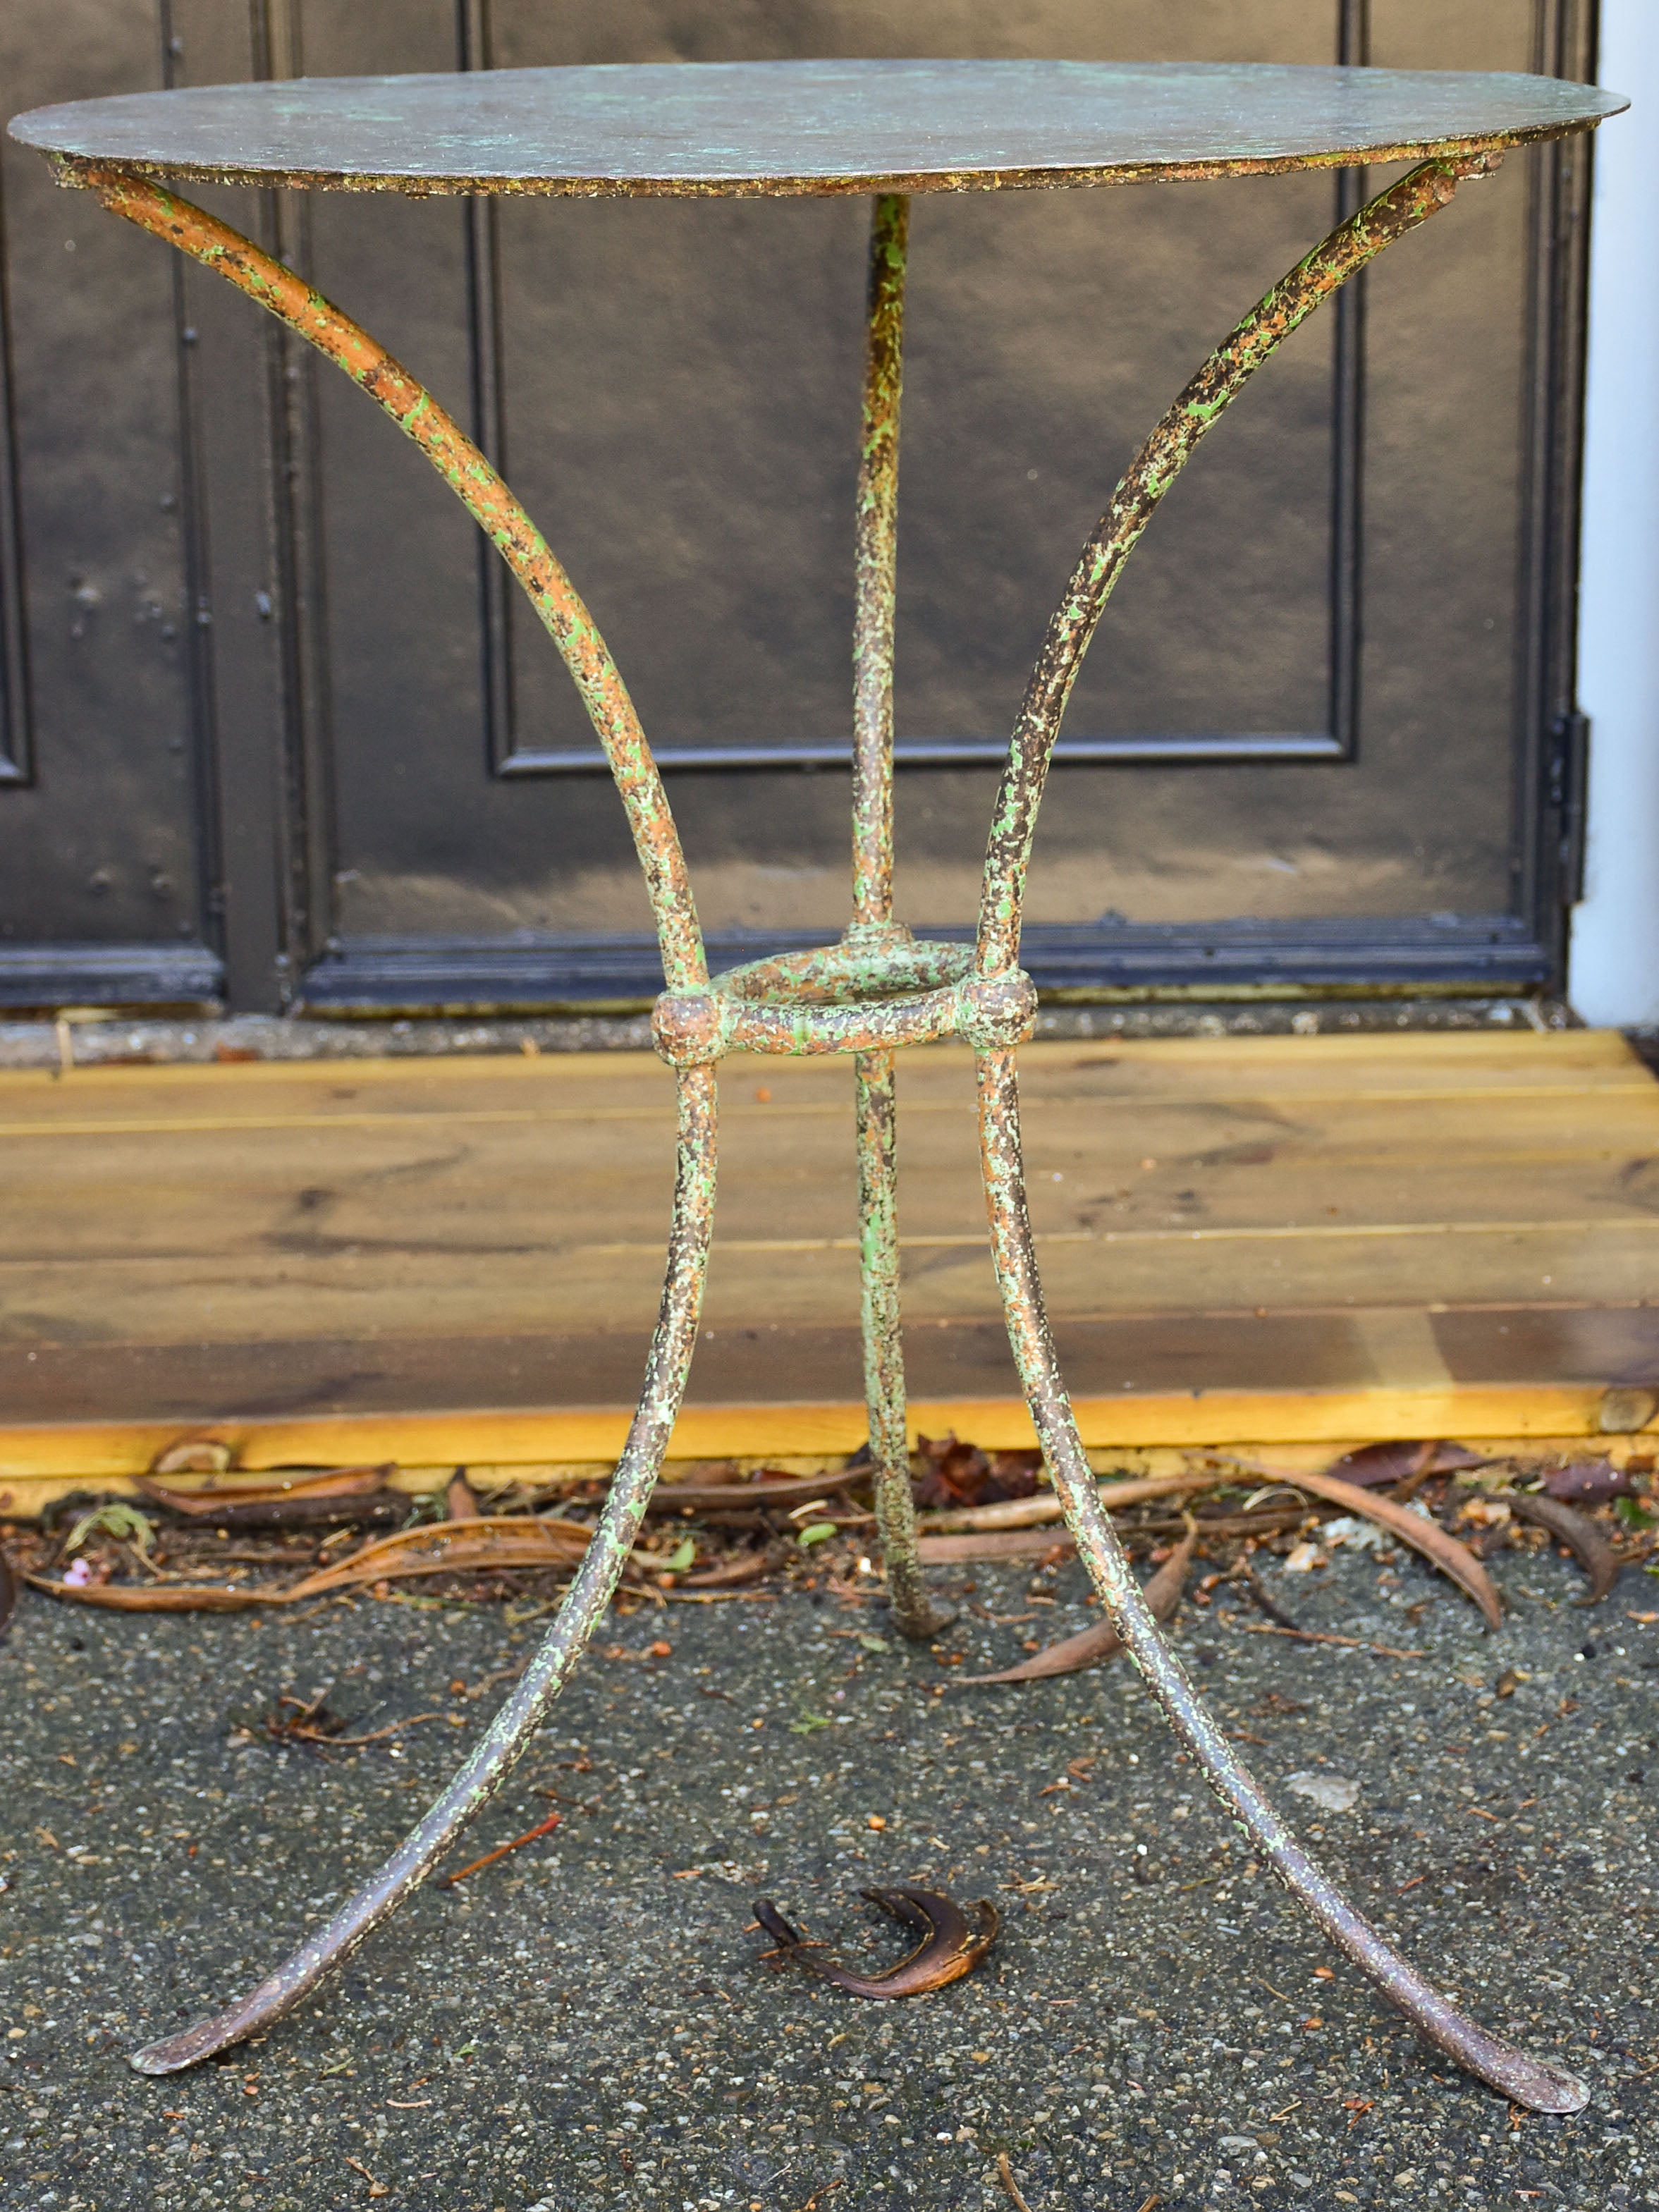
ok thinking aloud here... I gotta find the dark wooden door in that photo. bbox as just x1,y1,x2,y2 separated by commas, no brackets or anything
0,1,1597,1013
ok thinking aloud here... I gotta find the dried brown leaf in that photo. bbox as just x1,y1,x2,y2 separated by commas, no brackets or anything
678,1549,775,1589
23,1574,260,1612
284,1516,591,1598
134,1463,396,1520
1542,1458,1630,1505
1323,1440,1433,1489
1507,1491,1620,1604
910,1436,1041,1508
986,1449,1044,1501
644,1469,865,1513
918,1529,1079,1563
754,1885,998,1998
916,1461,1499,1625
955,1527,1196,1685
1272,1469,1503,1628
912,1431,995,1508
919,1471,1209,1535
25,1513,594,1613
1321,1440,1488,1489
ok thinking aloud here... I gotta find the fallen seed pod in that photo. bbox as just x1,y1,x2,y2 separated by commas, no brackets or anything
753,1883,998,1997
953,1524,1196,1685
1506,1489,1620,1606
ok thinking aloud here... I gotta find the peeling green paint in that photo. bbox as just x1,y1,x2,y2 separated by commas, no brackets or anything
87,169,709,1001
973,1045,1586,2113
851,195,907,931
130,1061,718,2074
856,1046,946,1641
73,128,1593,2120
975,159,1477,982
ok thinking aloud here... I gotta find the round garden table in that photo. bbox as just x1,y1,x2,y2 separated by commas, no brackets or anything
11,57,1625,2110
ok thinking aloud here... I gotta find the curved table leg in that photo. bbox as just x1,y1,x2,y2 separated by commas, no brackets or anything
130,1062,720,2074
86,169,707,999
977,157,1483,979
974,1045,1588,2114
856,1045,950,1639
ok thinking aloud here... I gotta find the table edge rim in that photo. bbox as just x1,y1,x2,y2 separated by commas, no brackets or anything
25,117,1618,199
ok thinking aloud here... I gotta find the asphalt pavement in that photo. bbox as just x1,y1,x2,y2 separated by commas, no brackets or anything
4,1535,1655,2211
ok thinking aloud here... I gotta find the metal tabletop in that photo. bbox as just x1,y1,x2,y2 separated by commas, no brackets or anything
10,59,1626,199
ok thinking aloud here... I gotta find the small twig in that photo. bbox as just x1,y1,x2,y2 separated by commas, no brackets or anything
451,1661,524,1702
280,1686,333,1725
1242,1565,1303,1632
1232,1620,1424,1661
998,2151,1034,2212
661,1587,778,1603
341,2152,390,2197
1390,1441,1441,1503
534,1783,605,1817
441,1809,562,1887
312,1712,444,1747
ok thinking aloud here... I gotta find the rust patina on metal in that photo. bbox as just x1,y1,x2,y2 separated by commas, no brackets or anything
974,1044,1588,2115
126,1058,719,2074
977,154,1477,978
11,59,1625,196
846,193,945,1639
11,56,1624,2113
78,168,707,1001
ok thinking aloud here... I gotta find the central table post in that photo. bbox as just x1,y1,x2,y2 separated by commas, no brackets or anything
849,191,947,1639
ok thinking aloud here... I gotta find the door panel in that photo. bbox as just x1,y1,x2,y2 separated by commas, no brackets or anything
0,0,1597,1010
0,0,221,1000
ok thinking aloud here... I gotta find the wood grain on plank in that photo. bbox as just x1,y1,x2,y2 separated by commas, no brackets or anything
0,1031,1654,1473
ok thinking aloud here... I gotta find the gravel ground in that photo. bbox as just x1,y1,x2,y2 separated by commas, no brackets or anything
3,1536,1655,2211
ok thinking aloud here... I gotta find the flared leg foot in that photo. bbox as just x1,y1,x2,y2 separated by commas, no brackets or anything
974,1046,1588,2115
130,1064,721,2074
883,1544,955,1644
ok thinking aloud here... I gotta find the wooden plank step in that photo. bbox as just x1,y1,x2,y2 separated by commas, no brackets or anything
0,1028,1655,1501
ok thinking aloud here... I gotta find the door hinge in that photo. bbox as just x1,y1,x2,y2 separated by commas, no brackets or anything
1548,708,1590,905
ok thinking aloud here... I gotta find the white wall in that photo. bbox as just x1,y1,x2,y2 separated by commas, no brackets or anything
1568,1,1659,1024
